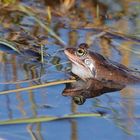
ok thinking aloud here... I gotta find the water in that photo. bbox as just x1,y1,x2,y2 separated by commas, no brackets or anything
0,0,140,140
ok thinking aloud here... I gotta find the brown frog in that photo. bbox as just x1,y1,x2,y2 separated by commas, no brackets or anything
63,43,140,105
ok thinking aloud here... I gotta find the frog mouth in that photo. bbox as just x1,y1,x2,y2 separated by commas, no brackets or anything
64,50,85,67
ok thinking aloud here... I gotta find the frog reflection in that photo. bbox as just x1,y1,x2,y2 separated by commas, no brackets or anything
63,43,140,105
63,78,125,105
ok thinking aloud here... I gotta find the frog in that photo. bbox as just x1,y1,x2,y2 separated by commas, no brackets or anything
63,43,140,105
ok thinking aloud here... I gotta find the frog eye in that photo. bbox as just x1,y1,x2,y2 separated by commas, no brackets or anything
72,95,86,105
76,48,86,57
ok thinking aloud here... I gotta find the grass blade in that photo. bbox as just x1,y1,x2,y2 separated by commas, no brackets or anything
0,113,102,125
18,5,66,46
0,39,21,54
0,79,76,95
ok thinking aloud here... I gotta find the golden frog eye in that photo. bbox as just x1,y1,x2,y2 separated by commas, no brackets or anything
76,48,86,57
72,95,86,105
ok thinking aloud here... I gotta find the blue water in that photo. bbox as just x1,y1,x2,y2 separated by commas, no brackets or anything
0,40,140,140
